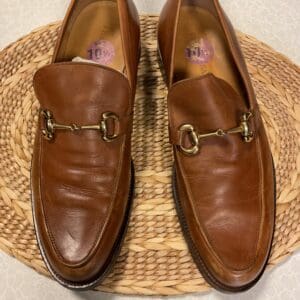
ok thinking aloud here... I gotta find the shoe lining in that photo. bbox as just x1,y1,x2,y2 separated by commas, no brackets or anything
55,0,125,73
174,2,243,96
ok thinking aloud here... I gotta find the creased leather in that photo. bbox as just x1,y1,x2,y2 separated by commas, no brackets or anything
159,0,275,291
168,74,255,145
32,0,140,285
32,63,132,281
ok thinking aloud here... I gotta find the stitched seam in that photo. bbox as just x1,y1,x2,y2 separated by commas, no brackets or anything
213,0,255,107
176,152,229,269
169,0,182,86
71,79,132,264
253,115,265,261
173,170,256,291
35,65,133,266
39,124,65,261
89,135,127,257
33,162,134,289
40,135,128,267
209,38,263,269
175,95,261,271
173,167,270,292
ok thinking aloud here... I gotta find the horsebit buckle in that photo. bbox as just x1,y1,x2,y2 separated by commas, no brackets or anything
179,112,254,156
41,110,120,142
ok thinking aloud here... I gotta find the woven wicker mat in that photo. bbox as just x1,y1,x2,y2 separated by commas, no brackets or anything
0,15,299,296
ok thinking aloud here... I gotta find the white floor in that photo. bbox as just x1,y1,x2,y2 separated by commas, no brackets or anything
1,0,300,64
0,251,299,300
0,0,299,299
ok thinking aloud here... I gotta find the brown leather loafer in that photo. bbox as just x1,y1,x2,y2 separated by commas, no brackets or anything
31,0,140,290
158,0,275,292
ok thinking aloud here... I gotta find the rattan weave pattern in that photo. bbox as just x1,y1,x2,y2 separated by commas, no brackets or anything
0,15,299,296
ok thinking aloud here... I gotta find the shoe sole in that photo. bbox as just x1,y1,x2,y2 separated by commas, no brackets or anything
31,161,135,291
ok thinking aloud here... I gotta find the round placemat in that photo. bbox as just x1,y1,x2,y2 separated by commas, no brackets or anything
0,15,299,296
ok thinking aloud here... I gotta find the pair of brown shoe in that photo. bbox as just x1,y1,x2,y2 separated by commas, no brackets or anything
31,0,275,292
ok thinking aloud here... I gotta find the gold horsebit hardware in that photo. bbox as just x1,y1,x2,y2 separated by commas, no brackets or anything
179,112,254,156
41,110,120,142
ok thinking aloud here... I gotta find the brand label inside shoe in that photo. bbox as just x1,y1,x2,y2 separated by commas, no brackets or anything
185,38,214,65
87,40,115,65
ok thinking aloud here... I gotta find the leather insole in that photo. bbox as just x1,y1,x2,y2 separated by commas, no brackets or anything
174,6,242,96
56,0,124,73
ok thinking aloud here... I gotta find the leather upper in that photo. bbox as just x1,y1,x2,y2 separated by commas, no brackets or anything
32,0,140,285
34,63,131,264
159,0,275,291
